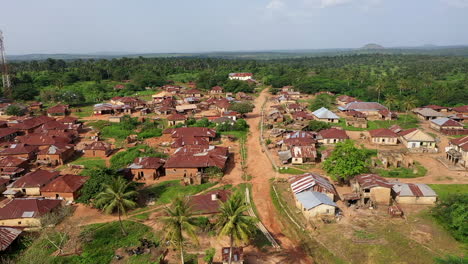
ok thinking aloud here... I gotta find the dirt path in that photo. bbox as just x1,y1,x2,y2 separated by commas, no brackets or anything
245,89,313,263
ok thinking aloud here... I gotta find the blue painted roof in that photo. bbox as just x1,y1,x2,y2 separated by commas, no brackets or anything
295,191,337,210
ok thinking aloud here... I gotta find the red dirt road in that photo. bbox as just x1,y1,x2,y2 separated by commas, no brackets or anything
245,90,313,263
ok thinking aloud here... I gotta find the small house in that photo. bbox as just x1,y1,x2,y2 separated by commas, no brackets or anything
83,141,112,158
430,117,464,131
47,104,69,117
228,72,253,81
128,157,166,181
351,174,392,206
0,227,22,252
398,128,437,152
291,146,317,164
317,128,349,144
5,169,60,197
187,190,231,215
391,182,437,205
0,198,62,228
446,136,468,168
413,108,446,121
294,191,338,218
368,128,399,145
312,107,339,123
210,86,224,94
41,174,88,201
0,144,38,160
340,102,386,116
167,113,187,126
289,173,338,200
36,144,75,166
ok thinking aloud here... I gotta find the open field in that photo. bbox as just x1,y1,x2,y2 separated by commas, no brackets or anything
271,181,466,264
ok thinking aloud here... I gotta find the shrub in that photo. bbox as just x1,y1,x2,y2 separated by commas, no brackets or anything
431,194,468,243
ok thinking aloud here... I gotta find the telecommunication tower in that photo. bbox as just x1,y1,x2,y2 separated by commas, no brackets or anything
0,30,12,98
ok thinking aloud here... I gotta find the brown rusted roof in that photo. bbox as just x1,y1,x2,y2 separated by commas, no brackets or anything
0,198,62,220
318,128,349,139
0,156,28,167
0,128,18,139
10,169,60,188
450,136,468,151
41,174,88,193
355,174,392,189
369,128,398,138
164,145,228,169
83,141,111,151
128,157,166,170
47,104,69,114
0,227,22,251
0,144,38,156
188,190,231,215
16,134,72,146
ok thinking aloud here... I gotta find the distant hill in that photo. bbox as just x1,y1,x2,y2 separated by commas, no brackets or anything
361,43,385,50
7,45,468,61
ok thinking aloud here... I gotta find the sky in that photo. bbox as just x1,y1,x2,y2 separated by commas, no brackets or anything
1,0,468,54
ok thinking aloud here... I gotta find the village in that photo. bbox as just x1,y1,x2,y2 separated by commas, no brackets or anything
0,69,466,264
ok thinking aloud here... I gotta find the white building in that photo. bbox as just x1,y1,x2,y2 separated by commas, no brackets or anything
228,73,253,81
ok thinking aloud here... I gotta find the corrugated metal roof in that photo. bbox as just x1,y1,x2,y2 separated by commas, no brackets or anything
295,191,337,210
391,182,437,197
312,107,339,119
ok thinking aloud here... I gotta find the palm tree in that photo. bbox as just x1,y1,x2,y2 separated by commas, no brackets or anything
384,94,398,112
402,96,418,123
161,197,198,264
216,191,258,264
374,80,386,103
94,177,137,236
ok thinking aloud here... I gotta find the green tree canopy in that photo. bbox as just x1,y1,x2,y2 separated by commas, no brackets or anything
322,140,375,182
306,120,332,131
5,105,27,116
229,102,254,115
77,167,119,204
94,177,138,235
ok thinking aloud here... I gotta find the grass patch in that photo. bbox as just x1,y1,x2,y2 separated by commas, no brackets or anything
428,184,468,201
376,162,427,178
252,228,272,250
278,167,306,175
132,212,151,221
337,114,420,131
220,130,248,140
353,230,378,240
141,180,216,205
70,156,106,169
73,105,94,118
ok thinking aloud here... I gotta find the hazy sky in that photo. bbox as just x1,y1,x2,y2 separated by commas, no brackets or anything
2,0,468,54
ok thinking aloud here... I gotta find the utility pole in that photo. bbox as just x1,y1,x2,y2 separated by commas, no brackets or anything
0,30,12,98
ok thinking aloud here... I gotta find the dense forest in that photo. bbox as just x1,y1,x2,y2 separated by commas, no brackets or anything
5,54,468,109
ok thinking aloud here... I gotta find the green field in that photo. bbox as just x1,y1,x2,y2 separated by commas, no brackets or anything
428,184,468,201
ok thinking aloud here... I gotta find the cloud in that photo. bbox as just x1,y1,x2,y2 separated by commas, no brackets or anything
266,0,286,9
304,0,353,8
441,0,468,7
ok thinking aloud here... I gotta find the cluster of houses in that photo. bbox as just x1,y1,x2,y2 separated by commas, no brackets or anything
126,127,230,185
0,112,95,251
93,80,256,129
288,172,438,221
413,105,468,135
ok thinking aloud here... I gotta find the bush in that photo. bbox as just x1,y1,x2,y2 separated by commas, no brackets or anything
431,194,468,243
109,145,167,169
76,168,119,204
306,120,331,131
229,102,254,115
5,105,27,116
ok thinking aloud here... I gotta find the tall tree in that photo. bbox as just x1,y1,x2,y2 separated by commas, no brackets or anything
94,177,137,236
402,96,418,123
384,94,398,112
162,197,199,264
216,191,257,264
322,140,374,182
